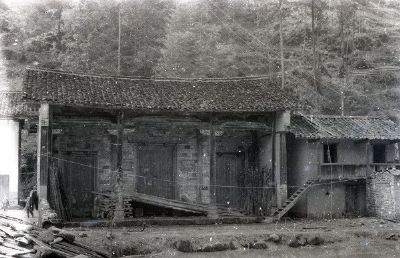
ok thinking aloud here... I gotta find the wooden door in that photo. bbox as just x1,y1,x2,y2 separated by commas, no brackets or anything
137,144,175,199
0,175,9,200
62,152,96,218
216,152,244,209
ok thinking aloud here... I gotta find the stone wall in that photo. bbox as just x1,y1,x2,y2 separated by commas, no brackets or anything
367,170,400,219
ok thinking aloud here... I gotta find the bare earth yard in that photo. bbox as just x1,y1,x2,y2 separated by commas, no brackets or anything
3,208,400,257
68,217,400,257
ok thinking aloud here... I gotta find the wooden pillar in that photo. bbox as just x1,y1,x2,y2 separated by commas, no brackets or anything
366,140,371,177
37,103,52,224
280,133,288,194
208,115,218,218
17,120,22,205
274,133,282,208
114,111,124,220
274,111,290,208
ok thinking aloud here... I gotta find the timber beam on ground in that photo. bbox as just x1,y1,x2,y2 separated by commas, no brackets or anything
92,191,246,217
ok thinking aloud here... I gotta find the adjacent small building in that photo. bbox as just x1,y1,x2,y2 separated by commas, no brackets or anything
0,91,37,205
288,114,400,218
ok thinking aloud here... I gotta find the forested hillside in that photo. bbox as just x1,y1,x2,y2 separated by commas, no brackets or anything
0,0,399,118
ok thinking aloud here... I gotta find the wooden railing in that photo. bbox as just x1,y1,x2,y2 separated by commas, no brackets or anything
319,163,400,181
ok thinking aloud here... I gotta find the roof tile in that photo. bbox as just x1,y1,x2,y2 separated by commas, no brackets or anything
290,115,400,141
23,68,301,112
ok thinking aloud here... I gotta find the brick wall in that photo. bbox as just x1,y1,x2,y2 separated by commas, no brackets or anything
52,117,261,215
53,120,213,205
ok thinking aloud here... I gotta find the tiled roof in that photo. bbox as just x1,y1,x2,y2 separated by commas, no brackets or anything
23,68,301,112
0,91,25,118
290,114,400,141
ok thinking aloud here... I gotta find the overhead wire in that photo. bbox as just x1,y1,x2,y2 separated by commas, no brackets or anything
39,152,371,191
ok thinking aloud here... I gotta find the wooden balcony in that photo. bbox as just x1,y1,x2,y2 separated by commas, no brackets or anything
319,163,400,181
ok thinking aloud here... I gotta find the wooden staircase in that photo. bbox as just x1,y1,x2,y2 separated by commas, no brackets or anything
272,179,316,220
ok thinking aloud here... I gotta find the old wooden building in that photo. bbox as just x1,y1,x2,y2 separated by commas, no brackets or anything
286,114,400,218
22,68,300,220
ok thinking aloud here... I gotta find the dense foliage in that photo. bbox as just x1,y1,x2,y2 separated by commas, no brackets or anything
1,0,399,118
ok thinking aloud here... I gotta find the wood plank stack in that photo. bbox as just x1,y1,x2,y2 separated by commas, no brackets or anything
93,191,246,217
0,214,110,257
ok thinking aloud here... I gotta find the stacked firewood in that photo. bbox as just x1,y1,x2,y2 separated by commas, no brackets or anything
95,192,133,218
0,214,110,257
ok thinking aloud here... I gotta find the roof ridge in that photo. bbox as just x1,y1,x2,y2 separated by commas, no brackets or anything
303,114,385,120
26,67,275,83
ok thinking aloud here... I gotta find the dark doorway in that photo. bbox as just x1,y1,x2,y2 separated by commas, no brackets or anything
373,144,386,163
216,152,245,209
62,152,97,218
345,181,366,217
137,144,175,199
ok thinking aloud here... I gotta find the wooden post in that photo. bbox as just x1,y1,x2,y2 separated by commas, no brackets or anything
274,111,290,208
366,140,371,177
17,120,22,205
280,133,287,197
37,103,52,224
274,133,282,208
114,111,124,220
208,115,218,218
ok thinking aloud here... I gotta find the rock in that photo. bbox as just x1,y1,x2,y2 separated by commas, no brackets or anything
288,235,307,248
229,240,240,250
174,240,194,252
55,231,75,243
48,226,62,234
50,237,64,245
385,233,398,241
36,230,55,244
16,236,32,246
297,236,307,246
106,232,114,240
267,233,281,243
307,235,325,245
201,242,230,252
250,241,268,249
78,232,88,238
288,237,301,248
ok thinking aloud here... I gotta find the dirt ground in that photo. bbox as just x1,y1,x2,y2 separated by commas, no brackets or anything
3,208,400,257
67,217,400,257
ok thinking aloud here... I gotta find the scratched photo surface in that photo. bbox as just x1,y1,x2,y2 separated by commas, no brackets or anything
0,0,400,257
